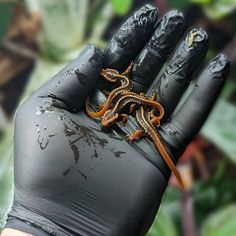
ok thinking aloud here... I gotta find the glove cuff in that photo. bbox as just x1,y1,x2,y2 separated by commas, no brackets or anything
7,200,73,236
6,217,51,236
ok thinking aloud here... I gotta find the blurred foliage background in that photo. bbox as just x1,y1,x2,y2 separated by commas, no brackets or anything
0,0,236,235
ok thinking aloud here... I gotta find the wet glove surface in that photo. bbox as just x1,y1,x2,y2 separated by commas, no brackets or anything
6,4,230,236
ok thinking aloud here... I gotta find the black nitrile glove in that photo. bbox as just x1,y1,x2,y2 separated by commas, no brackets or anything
6,4,230,236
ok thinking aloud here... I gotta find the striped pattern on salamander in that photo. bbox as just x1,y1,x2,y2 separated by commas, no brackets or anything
86,63,133,118
127,106,184,188
101,92,164,128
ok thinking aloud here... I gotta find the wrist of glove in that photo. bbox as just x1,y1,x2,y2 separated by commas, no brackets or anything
6,218,51,236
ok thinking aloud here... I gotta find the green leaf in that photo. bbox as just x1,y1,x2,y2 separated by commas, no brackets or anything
25,0,88,61
89,2,114,42
146,206,178,236
203,0,236,20
0,126,13,229
110,0,132,15
168,0,191,10
190,0,212,5
0,159,13,228
201,100,236,163
190,0,236,19
201,204,236,236
0,2,13,44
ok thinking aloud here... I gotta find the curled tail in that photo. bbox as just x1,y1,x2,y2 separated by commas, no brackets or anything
85,97,110,118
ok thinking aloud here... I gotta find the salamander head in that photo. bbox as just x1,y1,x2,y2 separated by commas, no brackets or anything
107,70,119,78
101,110,119,127
101,68,120,82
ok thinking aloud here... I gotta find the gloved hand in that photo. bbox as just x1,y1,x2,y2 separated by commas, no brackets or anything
5,4,229,236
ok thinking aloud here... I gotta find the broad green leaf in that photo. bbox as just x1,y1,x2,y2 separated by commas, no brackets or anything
146,206,178,236
89,1,114,44
201,100,236,163
111,0,132,15
203,0,236,20
25,0,88,61
201,204,236,236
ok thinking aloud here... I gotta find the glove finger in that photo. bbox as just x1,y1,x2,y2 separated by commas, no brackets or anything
34,45,103,112
131,10,185,93
159,54,230,157
103,4,159,72
149,28,208,121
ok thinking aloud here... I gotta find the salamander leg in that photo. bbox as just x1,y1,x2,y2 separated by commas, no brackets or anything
151,117,161,127
122,62,133,76
149,92,156,101
96,104,104,111
139,92,146,98
149,109,155,119
149,102,165,122
120,114,129,127
103,90,110,96
129,104,137,114
149,110,161,127
126,130,145,142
